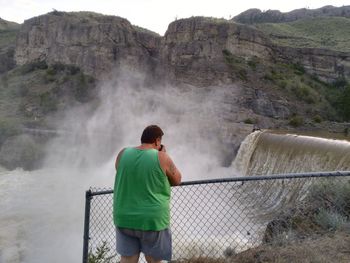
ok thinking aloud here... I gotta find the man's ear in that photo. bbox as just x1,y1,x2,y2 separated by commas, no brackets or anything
155,137,161,147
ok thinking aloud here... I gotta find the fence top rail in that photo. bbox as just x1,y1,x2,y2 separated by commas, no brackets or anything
87,171,350,197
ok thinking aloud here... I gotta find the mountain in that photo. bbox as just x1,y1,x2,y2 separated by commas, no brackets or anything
233,5,350,24
253,17,350,52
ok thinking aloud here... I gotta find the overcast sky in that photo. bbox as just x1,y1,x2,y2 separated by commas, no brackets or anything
0,0,348,35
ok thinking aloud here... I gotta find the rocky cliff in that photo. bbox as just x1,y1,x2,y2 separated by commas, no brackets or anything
275,46,350,82
14,11,349,85
15,11,161,78
159,17,273,86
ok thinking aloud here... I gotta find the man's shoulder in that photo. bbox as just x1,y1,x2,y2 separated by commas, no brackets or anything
158,151,171,165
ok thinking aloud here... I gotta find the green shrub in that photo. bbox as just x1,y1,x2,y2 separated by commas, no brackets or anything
51,62,66,72
277,80,288,89
222,49,231,57
20,61,48,74
334,84,350,121
45,74,56,83
315,209,347,231
244,118,256,124
289,115,304,127
46,67,56,76
263,74,274,82
88,242,116,263
332,77,348,88
247,56,259,70
312,115,322,123
291,83,317,104
291,63,305,75
308,180,350,217
67,65,80,75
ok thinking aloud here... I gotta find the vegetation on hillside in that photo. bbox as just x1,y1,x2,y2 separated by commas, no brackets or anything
0,19,20,47
0,61,96,170
222,49,350,122
255,17,350,52
0,61,95,124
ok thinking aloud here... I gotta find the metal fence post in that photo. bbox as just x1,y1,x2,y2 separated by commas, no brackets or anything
82,189,92,263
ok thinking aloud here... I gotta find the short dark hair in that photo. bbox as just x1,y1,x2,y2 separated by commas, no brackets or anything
141,125,164,144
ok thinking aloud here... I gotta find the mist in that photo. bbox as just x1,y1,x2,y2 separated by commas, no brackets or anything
0,69,235,263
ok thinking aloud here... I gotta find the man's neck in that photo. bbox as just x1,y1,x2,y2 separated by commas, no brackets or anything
137,143,156,150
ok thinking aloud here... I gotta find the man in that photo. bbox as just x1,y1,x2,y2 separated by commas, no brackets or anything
113,125,182,263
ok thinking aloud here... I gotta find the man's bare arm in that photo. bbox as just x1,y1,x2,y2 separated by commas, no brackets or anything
166,156,182,186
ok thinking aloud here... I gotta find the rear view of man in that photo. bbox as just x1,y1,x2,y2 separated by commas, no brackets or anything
113,125,182,263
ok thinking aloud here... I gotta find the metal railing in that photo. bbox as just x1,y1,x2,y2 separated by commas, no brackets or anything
82,171,350,263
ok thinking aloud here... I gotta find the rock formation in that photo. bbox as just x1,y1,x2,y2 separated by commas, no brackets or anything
159,17,273,86
14,11,161,78
14,11,349,84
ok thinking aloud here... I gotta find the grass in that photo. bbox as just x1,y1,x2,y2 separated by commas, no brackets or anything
0,29,18,49
0,19,19,31
255,17,350,52
0,19,20,50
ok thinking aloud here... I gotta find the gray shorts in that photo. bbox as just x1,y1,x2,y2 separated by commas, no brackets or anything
116,227,172,261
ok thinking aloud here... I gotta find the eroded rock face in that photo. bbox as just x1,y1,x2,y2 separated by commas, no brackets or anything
159,17,273,86
15,12,161,78
275,46,350,82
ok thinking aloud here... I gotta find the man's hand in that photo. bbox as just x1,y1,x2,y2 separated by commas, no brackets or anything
159,144,166,152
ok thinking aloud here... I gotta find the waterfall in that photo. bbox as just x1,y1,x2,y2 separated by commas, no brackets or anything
233,131,350,176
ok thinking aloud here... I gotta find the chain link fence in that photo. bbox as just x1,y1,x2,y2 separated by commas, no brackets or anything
83,171,350,263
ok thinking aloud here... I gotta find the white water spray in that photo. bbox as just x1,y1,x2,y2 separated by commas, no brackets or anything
0,70,235,262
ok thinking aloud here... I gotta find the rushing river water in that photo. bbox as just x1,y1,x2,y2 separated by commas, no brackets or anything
233,131,350,176
2,129,350,262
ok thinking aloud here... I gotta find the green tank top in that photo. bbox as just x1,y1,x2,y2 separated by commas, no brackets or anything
113,147,171,231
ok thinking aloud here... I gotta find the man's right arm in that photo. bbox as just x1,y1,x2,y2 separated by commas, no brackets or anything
115,148,125,171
